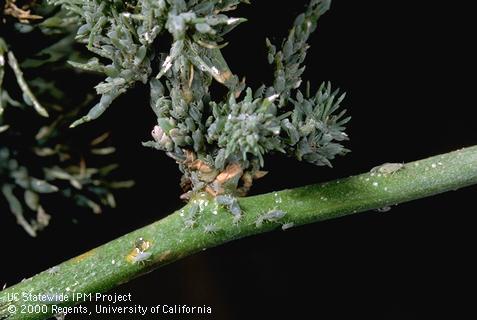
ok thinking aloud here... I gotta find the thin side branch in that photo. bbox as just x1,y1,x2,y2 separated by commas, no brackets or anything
7,52,49,117
1,145,477,320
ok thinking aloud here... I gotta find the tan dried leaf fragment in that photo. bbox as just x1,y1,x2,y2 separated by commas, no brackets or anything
215,163,243,185
189,159,214,173
4,0,42,23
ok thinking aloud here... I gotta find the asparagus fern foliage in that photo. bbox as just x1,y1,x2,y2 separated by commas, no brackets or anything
47,0,349,198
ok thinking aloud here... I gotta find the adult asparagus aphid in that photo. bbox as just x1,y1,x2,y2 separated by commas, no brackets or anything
256,209,287,228
203,224,220,234
183,219,197,229
282,222,295,231
216,194,243,223
371,163,404,175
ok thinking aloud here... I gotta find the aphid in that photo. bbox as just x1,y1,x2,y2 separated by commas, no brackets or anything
183,219,196,229
216,195,235,206
229,201,242,217
128,250,152,264
47,266,60,275
187,203,199,219
370,163,404,175
126,237,152,264
281,222,295,230
230,201,243,225
203,224,220,234
262,209,287,221
255,209,287,228
374,206,392,213
216,194,243,224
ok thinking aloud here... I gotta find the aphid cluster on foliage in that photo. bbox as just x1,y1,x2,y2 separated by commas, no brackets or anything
126,237,152,264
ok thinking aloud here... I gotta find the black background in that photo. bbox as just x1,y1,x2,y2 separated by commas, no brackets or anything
1,1,477,319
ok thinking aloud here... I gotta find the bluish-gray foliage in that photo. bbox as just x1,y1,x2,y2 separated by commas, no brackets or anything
49,0,349,196
0,4,132,236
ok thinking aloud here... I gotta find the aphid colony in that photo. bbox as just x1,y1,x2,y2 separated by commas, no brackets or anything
216,195,291,229
179,194,293,232
126,237,152,264
182,201,206,229
181,195,238,231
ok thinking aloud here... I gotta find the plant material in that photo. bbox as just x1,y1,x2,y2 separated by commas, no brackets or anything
0,2,475,319
3,0,42,23
1,145,477,320
0,2,132,236
49,0,348,197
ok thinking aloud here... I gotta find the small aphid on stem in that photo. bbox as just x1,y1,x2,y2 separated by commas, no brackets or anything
188,203,199,219
255,209,287,228
216,194,244,224
203,224,220,234
262,209,287,221
370,163,404,175
183,219,196,229
281,222,295,230
128,250,152,264
229,201,242,217
216,194,235,206
47,266,60,275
